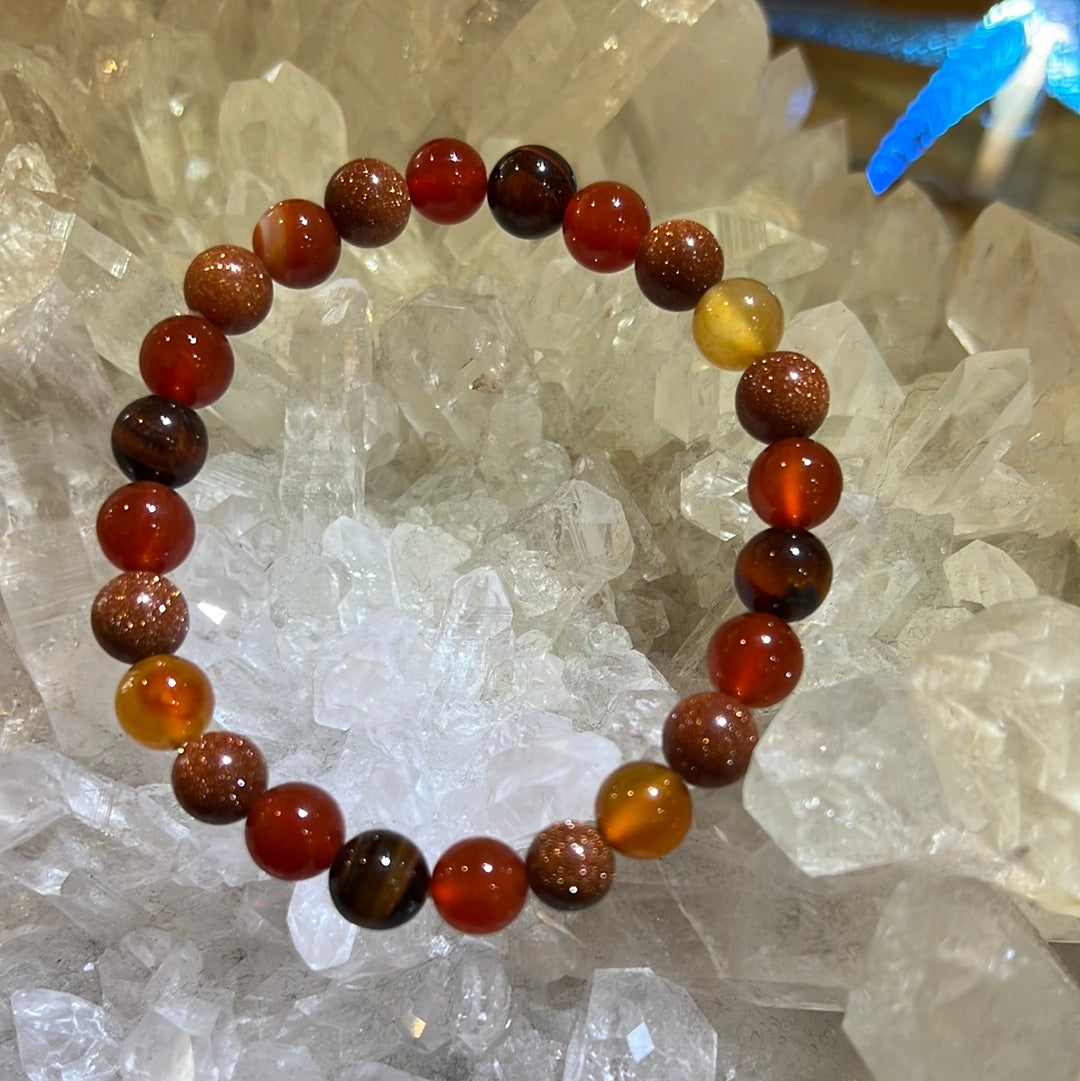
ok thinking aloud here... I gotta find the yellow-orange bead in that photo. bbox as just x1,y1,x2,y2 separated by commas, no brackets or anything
115,655,214,750
594,760,692,858
692,277,784,371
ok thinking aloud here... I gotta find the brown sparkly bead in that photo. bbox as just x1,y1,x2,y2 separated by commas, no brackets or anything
183,245,273,335
735,351,830,443
91,571,189,664
526,820,615,910
662,692,758,788
634,219,724,311
172,731,268,824
111,395,208,488
252,199,341,289
324,158,412,247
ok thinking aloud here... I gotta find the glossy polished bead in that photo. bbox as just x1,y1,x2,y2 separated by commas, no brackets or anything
91,571,189,664
172,730,268,824
662,692,758,787
252,199,341,288
706,612,803,708
562,181,650,272
328,830,430,929
111,395,208,488
526,820,614,910
734,527,833,621
96,481,195,573
183,245,273,335
140,315,235,408
487,145,576,239
634,219,724,311
747,437,842,530
692,277,784,370
115,654,213,750
324,158,412,247
245,782,346,881
406,138,487,224
735,351,830,443
430,837,528,934
595,761,692,859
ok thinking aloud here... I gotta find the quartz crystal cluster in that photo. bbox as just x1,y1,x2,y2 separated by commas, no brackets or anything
1,0,1080,1079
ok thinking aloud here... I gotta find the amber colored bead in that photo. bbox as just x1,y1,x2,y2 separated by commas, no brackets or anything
91,571,189,664
252,199,341,289
430,837,528,934
747,437,842,530
706,612,803,708
406,138,487,225
96,481,195,574
526,820,614,910
324,158,412,247
328,830,430,930
634,219,724,311
734,527,833,622
245,782,346,881
111,395,208,488
139,315,235,409
183,245,273,335
487,145,576,239
692,277,784,370
662,692,758,787
595,761,692,859
115,654,213,750
735,351,830,443
562,181,650,273
172,731,268,824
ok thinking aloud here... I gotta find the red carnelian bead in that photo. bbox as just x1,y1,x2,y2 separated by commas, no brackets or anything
562,181,650,273
139,315,235,408
406,138,487,225
96,482,195,574
430,837,528,934
706,612,803,708
747,437,843,530
245,781,346,880
734,528,833,622
252,199,341,289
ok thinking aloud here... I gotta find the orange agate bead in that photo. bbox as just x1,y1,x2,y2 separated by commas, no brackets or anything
115,654,214,750
594,760,692,858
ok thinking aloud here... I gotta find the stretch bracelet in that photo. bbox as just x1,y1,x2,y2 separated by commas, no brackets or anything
90,138,840,936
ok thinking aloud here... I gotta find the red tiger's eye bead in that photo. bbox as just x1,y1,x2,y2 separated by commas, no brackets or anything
245,782,346,880
139,315,235,408
734,527,833,622
111,395,208,488
329,830,430,930
487,145,576,239
96,481,195,574
706,612,803,708
430,837,528,934
747,437,843,530
406,138,487,225
562,181,650,273
252,199,341,289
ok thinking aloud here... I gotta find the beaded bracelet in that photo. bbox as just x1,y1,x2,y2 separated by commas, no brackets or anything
90,138,840,936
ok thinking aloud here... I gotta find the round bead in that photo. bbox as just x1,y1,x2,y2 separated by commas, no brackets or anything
634,219,724,311
562,181,650,273
328,830,430,930
252,199,341,289
525,820,614,910
734,527,833,622
245,782,346,881
139,315,235,408
662,692,758,787
91,571,189,664
594,761,692,859
487,145,576,239
324,158,411,247
96,481,195,574
406,138,487,225
430,837,528,935
115,654,214,750
706,612,803,708
183,245,273,335
747,437,843,530
735,351,830,443
692,277,784,370
172,731,268,824
110,395,208,488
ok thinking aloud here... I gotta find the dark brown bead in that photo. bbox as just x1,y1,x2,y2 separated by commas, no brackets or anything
183,245,273,335
91,571,189,663
328,830,430,929
634,219,724,311
526,820,615,910
735,351,830,443
662,692,758,787
325,158,411,247
111,395,208,488
487,145,576,239
734,527,833,622
172,731,268,825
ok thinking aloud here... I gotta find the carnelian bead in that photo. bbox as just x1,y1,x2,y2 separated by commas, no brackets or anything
692,277,784,370
406,138,487,225
734,528,833,622
735,351,830,443
662,692,758,787
252,199,341,289
594,761,692,859
487,145,576,239
115,654,213,750
706,612,803,708
96,481,195,574
245,782,346,881
430,837,528,934
562,181,650,273
183,245,273,336
747,437,843,530
139,315,235,408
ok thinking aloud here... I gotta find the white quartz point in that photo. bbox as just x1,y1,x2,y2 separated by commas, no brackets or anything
12,989,120,1081
944,539,1038,607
